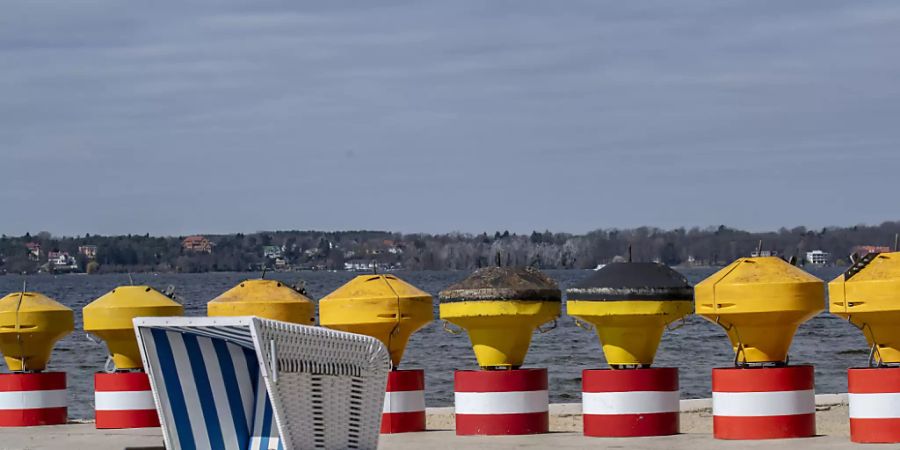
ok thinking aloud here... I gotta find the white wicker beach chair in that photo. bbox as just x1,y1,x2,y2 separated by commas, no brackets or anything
133,316,389,450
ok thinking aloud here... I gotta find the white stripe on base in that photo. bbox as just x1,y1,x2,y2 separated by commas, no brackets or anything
95,390,156,411
384,390,425,413
713,390,815,417
454,390,548,415
849,392,900,419
0,390,67,410
582,391,679,415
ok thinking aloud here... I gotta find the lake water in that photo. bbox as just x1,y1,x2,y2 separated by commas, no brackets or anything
0,267,863,420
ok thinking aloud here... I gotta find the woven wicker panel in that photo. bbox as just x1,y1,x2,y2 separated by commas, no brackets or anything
252,318,389,450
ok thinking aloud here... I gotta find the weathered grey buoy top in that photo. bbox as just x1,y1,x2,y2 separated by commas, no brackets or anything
566,262,693,301
439,266,561,302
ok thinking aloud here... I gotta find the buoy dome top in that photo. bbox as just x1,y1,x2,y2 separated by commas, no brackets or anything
210,279,314,304
566,262,692,301
85,285,180,310
320,274,431,302
439,266,561,302
0,291,72,313
696,256,822,293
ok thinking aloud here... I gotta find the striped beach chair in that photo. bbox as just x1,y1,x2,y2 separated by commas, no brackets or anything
134,316,389,450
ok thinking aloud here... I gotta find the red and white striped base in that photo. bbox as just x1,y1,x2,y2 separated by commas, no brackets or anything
0,372,67,427
381,369,425,434
94,372,159,429
454,368,548,435
712,365,815,440
582,367,679,437
848,367,900,443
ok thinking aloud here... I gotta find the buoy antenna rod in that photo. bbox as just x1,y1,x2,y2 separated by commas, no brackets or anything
628,245,632,263
756,240,763,256
894,233,899,252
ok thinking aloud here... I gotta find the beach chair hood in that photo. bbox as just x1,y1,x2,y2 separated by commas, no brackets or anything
134,316,390,450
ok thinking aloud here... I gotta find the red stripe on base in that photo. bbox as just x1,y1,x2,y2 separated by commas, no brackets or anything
455,412,549,435
582,367,678,392
712,365,814,392
714,414,815,439
848,367,900,394
95,409,160,429
454,368,547,393
0,372,66,391
94,372,152,392
584,412,678,437
385,369,425,392
0,407,67,427
850,418,900,443
380,411,425,434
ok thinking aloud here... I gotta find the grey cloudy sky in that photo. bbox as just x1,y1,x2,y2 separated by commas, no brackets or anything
2,1,899,236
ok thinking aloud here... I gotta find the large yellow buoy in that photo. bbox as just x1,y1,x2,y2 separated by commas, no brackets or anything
829,251,900,364
567,262,693,367
695,256,824,364
0,291,74,372
440,266,561,369
319,274,433,367
208,279,315,324
83,285,183,370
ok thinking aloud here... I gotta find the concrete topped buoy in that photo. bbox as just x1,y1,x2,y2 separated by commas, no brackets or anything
440,266,561,369
567,262,693,367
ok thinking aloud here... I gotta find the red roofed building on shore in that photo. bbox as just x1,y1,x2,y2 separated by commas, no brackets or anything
182,235,213,253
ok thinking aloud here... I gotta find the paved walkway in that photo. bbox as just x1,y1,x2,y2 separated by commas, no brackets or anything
0,424,863,450
0,396,859,449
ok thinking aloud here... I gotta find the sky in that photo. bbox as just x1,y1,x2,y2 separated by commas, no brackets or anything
2,1,900,237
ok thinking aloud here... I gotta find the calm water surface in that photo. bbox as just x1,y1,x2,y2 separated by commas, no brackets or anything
0,267,861,420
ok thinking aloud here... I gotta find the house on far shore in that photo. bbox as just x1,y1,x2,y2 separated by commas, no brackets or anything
46,251,78,272
182,235,213,253
806,250,831,265
25,242,41,261
78,245,98,259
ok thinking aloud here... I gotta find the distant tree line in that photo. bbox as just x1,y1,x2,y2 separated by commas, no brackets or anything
1,221,899,274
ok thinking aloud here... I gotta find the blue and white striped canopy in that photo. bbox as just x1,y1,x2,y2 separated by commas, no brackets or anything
137,319,283,450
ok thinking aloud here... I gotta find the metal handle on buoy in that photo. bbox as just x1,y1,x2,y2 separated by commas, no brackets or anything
573,318,594,332
441,320,463,335
536,319,557,334
665,317,687,332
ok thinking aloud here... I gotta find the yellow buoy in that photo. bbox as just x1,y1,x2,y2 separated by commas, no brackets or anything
439,266,561,369
319,274,433,367
0,291,74,372
829,251,900,364
695,256,824,364
567,262,693,367
208,279,315,324
83,285,183,370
